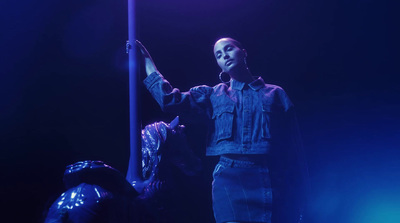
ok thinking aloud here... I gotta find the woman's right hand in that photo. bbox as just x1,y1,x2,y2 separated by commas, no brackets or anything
136,40,158,76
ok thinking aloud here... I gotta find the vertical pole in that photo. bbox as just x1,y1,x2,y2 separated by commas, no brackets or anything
126,0,141,185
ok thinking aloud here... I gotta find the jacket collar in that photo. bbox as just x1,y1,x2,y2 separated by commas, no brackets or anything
230,77,265,91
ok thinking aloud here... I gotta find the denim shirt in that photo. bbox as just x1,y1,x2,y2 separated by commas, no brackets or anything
144,72,294,156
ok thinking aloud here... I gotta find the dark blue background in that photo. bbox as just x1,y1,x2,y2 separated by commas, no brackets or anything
1,0,399,222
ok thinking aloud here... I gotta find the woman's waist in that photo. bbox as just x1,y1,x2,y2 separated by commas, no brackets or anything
219,154,270,168
206,141,272,156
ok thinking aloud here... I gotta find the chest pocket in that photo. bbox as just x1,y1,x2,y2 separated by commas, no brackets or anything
262,103,272,139
212,103,235,142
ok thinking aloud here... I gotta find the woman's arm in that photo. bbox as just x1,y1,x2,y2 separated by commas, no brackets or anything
136,40,158,76
137,41,213,120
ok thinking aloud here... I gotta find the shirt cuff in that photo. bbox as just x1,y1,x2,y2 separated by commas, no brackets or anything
143,71,163,89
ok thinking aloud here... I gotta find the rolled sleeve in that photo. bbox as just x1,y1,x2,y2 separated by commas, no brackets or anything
143,72,213,121
143,72,163,89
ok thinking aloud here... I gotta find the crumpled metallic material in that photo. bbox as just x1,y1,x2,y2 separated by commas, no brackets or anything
45,118,201,222
141,121,168,180
140,116,201,183
45,183,114,223
45,160,137,223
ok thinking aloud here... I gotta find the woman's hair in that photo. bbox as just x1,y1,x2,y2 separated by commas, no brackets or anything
215,37,244,50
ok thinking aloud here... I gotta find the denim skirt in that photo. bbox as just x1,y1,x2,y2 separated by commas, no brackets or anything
212,156,273,223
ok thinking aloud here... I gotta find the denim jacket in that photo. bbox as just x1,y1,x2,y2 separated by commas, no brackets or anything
144,72,294,156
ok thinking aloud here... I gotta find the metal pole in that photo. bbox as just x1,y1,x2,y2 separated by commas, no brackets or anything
126,0,141,185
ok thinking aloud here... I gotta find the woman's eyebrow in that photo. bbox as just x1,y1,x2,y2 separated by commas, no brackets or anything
223,44,233,50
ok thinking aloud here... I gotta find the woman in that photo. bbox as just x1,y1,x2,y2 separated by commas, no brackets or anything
137,38,307,223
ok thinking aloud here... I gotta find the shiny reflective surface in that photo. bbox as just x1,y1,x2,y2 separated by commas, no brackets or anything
45,160,138,223
139,117,201,184
64,160,116,176
45,119,201,222
45,183,114,223
141,121,168,180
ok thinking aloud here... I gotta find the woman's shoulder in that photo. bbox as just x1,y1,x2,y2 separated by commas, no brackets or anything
213,82,229,89
189,84,214,95
191,83,228,92
264,83,285,91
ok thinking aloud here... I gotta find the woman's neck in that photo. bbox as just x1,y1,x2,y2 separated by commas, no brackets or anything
229,66,254,83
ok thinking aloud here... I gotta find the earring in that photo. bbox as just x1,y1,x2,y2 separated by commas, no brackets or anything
219,72,231,84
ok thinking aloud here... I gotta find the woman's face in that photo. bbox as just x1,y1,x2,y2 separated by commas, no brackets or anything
213,38,246,73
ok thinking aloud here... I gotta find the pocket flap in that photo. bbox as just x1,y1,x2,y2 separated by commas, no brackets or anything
212,103,235,118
